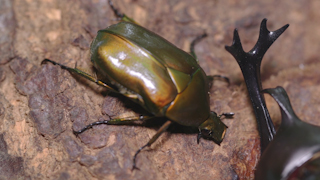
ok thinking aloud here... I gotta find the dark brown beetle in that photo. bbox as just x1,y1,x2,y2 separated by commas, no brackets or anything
256,86,320,180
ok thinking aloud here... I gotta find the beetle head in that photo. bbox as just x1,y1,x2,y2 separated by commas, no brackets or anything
198,112,228,144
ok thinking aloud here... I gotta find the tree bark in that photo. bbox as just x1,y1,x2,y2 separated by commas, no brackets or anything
1,0,320,179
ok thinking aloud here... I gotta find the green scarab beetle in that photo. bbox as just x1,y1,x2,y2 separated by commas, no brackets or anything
42,0,233,169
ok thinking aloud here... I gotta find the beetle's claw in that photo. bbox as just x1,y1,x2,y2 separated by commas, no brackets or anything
73,130,81,137
131,165,140,171
197,132,202,144
41,59,55,65
220,112,235,118
108,0,124,18
208,75,230,86
41,59,48,65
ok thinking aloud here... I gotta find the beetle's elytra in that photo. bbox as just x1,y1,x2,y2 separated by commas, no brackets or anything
42,0,233,169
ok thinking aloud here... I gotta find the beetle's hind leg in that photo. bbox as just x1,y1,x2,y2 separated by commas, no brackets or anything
132,120,172,170
41,59,119,93
73,115,153,135
73,115,172,170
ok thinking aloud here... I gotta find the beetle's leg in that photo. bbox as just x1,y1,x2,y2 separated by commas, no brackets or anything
219,112,235,118
190,33,230,86
123,94,145,105
42,59,119,93
132,120,172,170
73,115,153,135
190,32,207,61
207,75,230,88
108,0,137,24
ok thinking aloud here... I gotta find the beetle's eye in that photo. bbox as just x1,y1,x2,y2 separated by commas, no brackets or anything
201,129,212,137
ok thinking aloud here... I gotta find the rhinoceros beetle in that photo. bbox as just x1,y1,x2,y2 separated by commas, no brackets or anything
42,0,233,169
226,19,320,179
255,86,320,180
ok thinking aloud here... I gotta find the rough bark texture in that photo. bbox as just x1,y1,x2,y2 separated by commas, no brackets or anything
0,0,320,179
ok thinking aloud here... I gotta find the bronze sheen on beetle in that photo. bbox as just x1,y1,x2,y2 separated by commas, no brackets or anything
42,0,233,170
91,22,224,132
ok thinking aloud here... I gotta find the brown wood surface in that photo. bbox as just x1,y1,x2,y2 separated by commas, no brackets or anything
1,0,320,179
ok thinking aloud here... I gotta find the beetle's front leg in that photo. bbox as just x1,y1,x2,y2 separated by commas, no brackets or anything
188,34,230,86
132,120,172,170
74,115,172,170
190,33,207,61
108,0,137,24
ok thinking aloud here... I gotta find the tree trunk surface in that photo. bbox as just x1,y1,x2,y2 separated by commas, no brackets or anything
1,0,320,179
